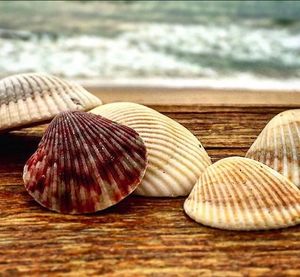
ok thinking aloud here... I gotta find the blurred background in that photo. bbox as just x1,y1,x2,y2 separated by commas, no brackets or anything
1,0,300,89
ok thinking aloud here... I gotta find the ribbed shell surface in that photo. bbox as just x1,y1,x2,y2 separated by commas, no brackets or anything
184,157,300,230
246,109,300,187
23,111,147,214
0,73,102,131
91,102,211,197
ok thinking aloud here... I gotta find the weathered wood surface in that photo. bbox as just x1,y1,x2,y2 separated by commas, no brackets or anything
1,105,300,276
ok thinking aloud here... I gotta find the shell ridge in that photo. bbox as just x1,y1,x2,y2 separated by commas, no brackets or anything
291,119,300,183
278,114,289,177
144,128,210,171
74,113,129,202
232,160,286,226
88,115,146,168
246,110,300,187
147,148,202,183
24,111,147,213
68,114,92,212
286,115,299,183
44,115,62,211
204,166,219,223
30,74,51,93
194,173,202,204
184,157,300,230
220,164,250,228
91,102,211,197
238,159,291,213
49,118,62,209
7,76,17,104
3,78,12,126
30,74,55,116
134,176,165,196
208,164,226,225
271,123,279,171
218,163,251,227
93,104,200,143
141,130,209,166
77,112,147,206
23,74,46,118
15,77,31,122
64,85,87,109
0,73,102,131
62,116,82,213
10,77,21,123
224,162,257,225
264,118,272,166
224,161,268,228
70,85,93,107
237,158,299,226
90,105,204,152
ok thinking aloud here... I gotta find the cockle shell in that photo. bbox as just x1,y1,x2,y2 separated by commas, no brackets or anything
0,73,102,132
23,111,147,214
91,102,211,197
246,109,300,187
184,157,300,230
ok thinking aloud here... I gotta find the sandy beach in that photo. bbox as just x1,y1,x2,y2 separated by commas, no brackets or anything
79,79,300,106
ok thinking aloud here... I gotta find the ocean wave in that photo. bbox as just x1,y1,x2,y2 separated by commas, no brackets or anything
0,22,299,81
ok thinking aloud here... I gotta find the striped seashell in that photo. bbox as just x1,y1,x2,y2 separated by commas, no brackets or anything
246,109,300,187
23,111,147,214
91,102,211,197
184,157,300,230
0,73,102,132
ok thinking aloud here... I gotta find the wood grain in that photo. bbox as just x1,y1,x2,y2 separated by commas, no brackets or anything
1,104,300,276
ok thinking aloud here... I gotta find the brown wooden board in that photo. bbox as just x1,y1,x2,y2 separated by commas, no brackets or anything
1,104,300,276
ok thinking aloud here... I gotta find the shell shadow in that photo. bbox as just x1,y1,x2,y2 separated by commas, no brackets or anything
0,132,41,165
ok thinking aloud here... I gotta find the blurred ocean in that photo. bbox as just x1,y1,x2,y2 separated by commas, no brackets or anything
0,1,300,88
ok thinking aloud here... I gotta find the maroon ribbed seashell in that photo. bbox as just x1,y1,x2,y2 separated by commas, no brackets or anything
23,111,147,214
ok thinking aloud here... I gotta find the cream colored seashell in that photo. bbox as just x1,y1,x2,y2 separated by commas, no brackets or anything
246,109,300,187
91,102,211,197
184,157,300,230
0,73,102,131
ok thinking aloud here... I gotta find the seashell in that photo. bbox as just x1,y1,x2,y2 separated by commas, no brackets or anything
0,73,102,132
246,109,300,187
23,111,147,214
90,102,211,197
184,157,300,230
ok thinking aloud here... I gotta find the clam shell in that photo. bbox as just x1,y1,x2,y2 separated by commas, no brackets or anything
91,102,211,197
23,111,147,214
246,109,300,187
0,73,102,132
184,157,300,230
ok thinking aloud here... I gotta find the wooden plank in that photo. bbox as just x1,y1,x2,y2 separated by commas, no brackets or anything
1,104,300,276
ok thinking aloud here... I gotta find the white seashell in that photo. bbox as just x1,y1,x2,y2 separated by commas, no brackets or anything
0,73,102,131
184,157,300,230
90,102,211,197
246,109,300,187
23,111,147,214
